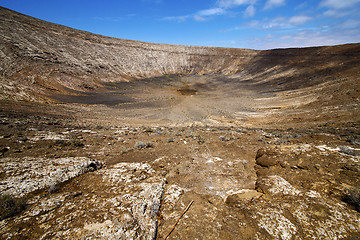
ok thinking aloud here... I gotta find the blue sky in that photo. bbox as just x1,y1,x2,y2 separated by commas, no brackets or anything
1,0,360,49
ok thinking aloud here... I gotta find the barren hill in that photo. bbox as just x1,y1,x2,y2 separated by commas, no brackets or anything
0,6,256,100
0,6,360,240
1,6,359,102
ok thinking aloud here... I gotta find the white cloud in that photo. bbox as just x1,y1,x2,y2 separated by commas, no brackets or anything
217,0,255,8
246,27,360,49
164,8,226,22
295,2,307,10
289,15,313,25
323,9,351,18
162,15,189,22
249,20,260,28
164,0,258,22
264,0,286,9
320,0,360,9
193,15,206,21
337,19,360,28
262,17,290,29
243,15,313,30
197,8,226,16
193,8,227,21
244,5,256,18
220,13,314,33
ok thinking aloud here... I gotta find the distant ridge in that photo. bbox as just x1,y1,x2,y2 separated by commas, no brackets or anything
0,6,359,102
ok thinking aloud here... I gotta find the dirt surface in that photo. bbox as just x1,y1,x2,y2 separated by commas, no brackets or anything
1,96,359,239
0,6,360,240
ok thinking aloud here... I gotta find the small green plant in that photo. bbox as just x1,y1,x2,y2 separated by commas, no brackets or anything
67,152,75,157
121,147,133,154
70,140,84,148
167,137,175,143
134,141,153,149
54,139,70,147
145,142,154,148
54,139,84,148
0,194,26,220
143,127,153,133
196,135,205,144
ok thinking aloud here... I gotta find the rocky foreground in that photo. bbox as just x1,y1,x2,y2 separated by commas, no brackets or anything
0,109,359,239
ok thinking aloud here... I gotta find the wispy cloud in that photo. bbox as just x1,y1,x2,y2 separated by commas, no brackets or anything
162,15,190,22
295,2,307,10
262,17,289,29
163,0,255,22
194,7,226,21
264,0,286,9
288,15,313,25
244,5,256,18
217,0,255,8
336,19,360,29
239,16,360,49
161,0,359,49
163,7,226,22
220,13,314,33
319,0,360,9
252,27,360,49
323,9,353,18
198,8,226,16
245,15,312,30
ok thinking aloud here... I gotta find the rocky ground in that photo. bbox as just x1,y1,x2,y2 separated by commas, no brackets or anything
0,101,359,239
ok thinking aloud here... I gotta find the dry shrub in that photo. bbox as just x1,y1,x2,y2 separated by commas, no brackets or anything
0,194,26,220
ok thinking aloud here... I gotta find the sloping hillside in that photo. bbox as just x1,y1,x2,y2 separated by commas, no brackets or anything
1,6,359,105
0,7,257,101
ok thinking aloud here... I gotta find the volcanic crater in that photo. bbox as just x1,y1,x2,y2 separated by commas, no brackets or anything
0,6,360,240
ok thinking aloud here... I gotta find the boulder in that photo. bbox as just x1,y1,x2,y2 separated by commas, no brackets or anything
256,155,278,167
225,190,263,206
256,175,301,196
255,148,266,159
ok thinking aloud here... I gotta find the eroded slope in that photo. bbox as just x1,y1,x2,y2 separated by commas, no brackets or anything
1,6,359,110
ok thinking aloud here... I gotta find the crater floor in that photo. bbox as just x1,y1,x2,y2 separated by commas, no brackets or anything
45,72,359,128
